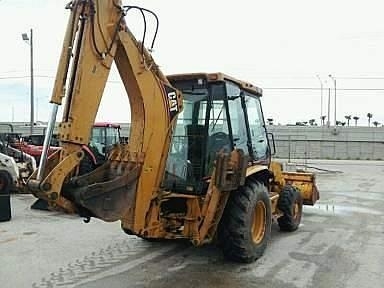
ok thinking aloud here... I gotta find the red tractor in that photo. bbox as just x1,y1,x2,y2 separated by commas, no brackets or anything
14,122,121,169
12,134,61,165
30,122,121,210
85,122,122,169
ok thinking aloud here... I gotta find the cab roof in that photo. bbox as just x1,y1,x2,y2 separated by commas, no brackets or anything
167,72,263,96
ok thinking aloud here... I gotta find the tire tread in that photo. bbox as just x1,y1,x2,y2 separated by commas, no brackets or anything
218,179,271,263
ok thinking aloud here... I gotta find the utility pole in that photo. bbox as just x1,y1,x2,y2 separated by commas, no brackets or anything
22,29,34,135
327,88,331,127
316,75,324,120
328,74,336,127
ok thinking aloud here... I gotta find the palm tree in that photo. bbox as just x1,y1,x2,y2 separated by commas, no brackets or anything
353,116,359,126
320,115,326,126
373,121,380,127
367,113,373,126
344,115,351,126
308,119,316,126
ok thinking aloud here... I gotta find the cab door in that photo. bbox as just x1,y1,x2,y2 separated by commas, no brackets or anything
243,93,270,163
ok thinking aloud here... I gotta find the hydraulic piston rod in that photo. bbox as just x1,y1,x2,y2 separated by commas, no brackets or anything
36,103,59,181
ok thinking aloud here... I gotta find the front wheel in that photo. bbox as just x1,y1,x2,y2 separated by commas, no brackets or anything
277,185,303,232
218,178,272,263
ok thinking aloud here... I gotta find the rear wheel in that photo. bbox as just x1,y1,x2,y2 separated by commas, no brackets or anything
218,178,272,263
277,185,303,232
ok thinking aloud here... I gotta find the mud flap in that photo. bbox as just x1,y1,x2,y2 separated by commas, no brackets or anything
214,149,248,192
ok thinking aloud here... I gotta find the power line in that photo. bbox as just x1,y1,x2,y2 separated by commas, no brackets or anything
245,74,384,80
0,75,53,80
336,76,384,80
0,76,30,80
264,87,384,91
0,75,123,84
2,75,384,91
0,70,25,74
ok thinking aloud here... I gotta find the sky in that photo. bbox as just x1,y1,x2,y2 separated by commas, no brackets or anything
0,0,384,126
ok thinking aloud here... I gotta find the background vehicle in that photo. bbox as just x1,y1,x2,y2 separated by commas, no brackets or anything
30,122,121,210
12,134,61,165
11,122,120,168
88,122,122,166
0,137,36,193
27,0,319,263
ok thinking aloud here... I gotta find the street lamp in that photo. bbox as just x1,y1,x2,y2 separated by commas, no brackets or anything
328,74,336,127
327,87,331,127
21,29,34,135
316,74,324,120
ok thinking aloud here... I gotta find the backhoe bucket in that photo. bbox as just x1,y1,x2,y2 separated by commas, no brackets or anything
62,161,141,222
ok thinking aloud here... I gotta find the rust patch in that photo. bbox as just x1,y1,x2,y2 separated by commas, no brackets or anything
0,237,18,244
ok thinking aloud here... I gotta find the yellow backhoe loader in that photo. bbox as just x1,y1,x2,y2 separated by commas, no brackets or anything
27,0,319,263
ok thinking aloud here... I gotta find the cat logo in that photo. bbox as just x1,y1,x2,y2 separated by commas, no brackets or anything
167,91,178,113
164,85,179,121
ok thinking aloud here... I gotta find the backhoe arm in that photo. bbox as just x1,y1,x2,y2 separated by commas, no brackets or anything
27,0,182,232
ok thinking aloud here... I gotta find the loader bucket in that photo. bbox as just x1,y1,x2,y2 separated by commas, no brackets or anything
282,171,319,205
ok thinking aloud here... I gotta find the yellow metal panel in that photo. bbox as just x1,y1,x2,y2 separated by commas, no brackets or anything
282,172,320,205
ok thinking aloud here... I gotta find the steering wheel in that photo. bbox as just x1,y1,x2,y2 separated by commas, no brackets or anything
208,132,231,153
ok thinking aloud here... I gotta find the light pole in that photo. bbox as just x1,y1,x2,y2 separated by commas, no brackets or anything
316,74,324,120
327,87,331,127
328,74,336,127
22,29,34,135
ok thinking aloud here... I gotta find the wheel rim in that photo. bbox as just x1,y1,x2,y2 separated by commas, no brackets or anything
252,200,267,244
293,201,300,221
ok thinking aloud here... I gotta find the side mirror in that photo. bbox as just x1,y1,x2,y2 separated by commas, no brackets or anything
267,132,276,156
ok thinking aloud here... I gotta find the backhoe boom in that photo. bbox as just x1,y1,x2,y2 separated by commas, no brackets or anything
27,0,182,232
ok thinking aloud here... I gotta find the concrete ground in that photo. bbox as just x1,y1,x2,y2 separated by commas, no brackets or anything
1,160,383,288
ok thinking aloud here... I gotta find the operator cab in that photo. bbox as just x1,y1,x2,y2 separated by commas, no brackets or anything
163,73,270,194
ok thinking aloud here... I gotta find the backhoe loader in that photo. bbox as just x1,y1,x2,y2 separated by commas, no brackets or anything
26,0,319,263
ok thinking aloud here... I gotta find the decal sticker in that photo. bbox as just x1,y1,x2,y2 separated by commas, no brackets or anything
164,85,179,121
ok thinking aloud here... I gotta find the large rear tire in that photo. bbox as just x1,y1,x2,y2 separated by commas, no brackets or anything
218,179,272,263
277,185,303,232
